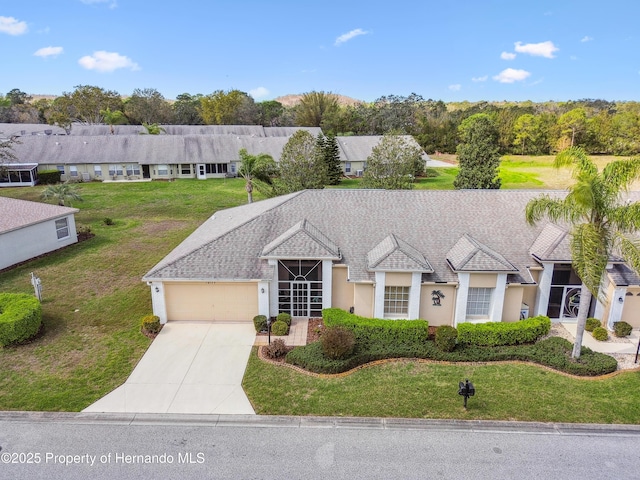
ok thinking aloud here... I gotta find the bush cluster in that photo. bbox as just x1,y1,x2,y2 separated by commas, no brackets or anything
276,312,292,326
456,316,551,346
435,325,458,352
322,308,428,344
591,327,609,341
140,315,161,335
613,321,632,338
264,338,288,359
0,293,42,346
38,170,61,185
320,326,356,360
253,315,267,333
271,320,289,336
585,318,601,332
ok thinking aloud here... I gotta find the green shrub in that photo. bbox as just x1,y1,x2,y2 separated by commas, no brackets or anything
103,217,114,226
322,308,429,345
457,316,551,346
585,318,601,332
140,315,161,335
321,326,356,360
271,320,289,336
253,315,267,333
0,293,42,346
38,170,61,185
276,312,292,326
435,325,458,352
264,338,288,359
592,327,608,341
613,321,632,338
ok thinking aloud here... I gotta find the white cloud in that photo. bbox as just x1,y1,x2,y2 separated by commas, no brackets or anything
472,75,488,82
448,84,461,91
0,16,28,35
34,46,63,58
80,0,118,7
334,28,369,46
581,36,593,43
493,68,531,83
500,52,516,60
249,87,269,99
78,51,139,72
514,41,559,58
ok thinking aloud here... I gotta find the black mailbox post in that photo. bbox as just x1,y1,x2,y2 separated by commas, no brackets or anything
266,317,272,345
458,379,475,408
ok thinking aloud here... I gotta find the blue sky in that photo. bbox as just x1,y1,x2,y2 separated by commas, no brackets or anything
1,0,639,103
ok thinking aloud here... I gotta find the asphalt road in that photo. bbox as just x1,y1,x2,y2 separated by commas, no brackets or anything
1,413,639,480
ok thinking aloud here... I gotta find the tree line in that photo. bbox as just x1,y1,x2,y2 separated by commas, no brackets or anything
2,86,640,156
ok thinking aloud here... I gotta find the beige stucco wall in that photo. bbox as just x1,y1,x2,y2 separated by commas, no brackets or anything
521,285,538,318
621,288,640,327
469,273,498,288
385,272,413,287
502,286,524,322
164,282,257,321
419,284,456,326
332,266,354,311
601,281,616,325
353,283,374,318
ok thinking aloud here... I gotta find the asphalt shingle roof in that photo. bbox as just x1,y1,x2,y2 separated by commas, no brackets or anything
261,219,341,260
0,197,78,234
367,234,433,272
446,234,518,272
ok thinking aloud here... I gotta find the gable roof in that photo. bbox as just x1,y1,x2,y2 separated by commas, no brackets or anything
0,197,78,234
446,234,518,272
335,135,427,162
261,219,341,260
367,234,433,272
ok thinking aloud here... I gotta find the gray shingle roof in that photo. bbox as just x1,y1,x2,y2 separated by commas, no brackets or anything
446,234,518,272
0,197,78,234
335,135,426,161
367,234,433,271
146,189,625,284
261,219,341,260
529,223,572,261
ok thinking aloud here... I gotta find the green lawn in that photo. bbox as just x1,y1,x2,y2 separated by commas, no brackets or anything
1,161,638,418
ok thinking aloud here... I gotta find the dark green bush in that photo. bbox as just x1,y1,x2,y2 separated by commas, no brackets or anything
277,312,292,326
140,314,161,334
457,316,551,346
38,170,61,185
271,320,289,336
0,293,42,346
613,321,632,338
592,327,608,341
435,325,458,352
103,217,114,226
264,338,288,359
585,318,601,332
322,308,428,345
321,326,356,360
253,315,267,333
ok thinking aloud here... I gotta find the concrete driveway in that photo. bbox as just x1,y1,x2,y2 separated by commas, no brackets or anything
83,322,256,415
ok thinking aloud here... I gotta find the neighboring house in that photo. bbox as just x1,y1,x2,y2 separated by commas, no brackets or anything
0,197,78,270
142,189,640,330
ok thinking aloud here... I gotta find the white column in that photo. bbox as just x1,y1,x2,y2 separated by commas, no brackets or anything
258,281,270,317
489,273,508,322
607,286,627,330
322,260,333,310
268,259,279,317
149,282,168,324
408,272,422,320
374,271,386,319
454,273,470,327
534,263,554,317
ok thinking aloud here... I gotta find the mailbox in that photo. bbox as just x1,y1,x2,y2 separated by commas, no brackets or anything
458,379,475,408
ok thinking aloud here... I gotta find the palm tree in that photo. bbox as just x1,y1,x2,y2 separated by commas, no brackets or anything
526,146,640,358
238,148,277,204
100,107,126,135
140,122,166,135
41,183,84,207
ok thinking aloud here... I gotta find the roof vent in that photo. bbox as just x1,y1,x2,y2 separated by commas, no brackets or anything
45,129,52,135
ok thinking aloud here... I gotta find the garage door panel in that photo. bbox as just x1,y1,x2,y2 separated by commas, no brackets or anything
165,283,257,322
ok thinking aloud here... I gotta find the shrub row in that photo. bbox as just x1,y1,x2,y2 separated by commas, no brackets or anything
456,316,551,346
0,293,42,346
322,308,429,345
38,170,62,185
285,336,617,376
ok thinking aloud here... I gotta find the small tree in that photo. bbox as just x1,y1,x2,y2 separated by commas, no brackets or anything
238,148,277,203
1,135,19,178
454,113,501,190
316,133,342,185
41,183,83,206
362,134,422,190
101,107,127,134
278,130,327,192
140,122,166,135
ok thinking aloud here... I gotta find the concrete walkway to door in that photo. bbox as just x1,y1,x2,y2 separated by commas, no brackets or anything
83,322,256,415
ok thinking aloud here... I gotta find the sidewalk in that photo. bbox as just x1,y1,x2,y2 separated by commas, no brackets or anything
254,317,308,347
561,323,639,355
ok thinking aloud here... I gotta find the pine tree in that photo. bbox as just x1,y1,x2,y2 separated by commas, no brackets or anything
453,113,501,189
316,133,342,185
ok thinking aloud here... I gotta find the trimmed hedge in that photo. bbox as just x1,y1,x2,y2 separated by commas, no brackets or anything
0,293,42,346
322,308,429,344
585,318,601,332
38,170,62,185
140,314,161,334
614,321,633,338
271,320,289,336
457,316,551,346
253,315,267,333
277,312,292,326
435,325,458,352
320,326,356,359
592,327,608,341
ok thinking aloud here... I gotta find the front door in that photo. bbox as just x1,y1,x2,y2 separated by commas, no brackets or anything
197,164,206,180
142,165,151,179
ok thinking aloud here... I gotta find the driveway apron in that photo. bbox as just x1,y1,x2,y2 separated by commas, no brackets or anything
83,322,256,414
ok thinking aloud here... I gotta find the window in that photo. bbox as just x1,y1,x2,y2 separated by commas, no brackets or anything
126,164,141,176
108,165,123,176
94,165,102,177
466,288,493,316
56,165,65,174
345,162,351,174
69,165,78,177
157,164,169,176
384,286,410,317
180,164,191,175
205,163,228,174
230,162,236,174
55,218,69,239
